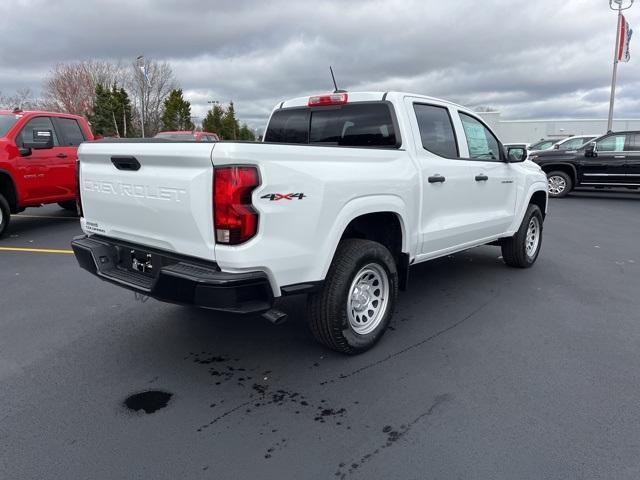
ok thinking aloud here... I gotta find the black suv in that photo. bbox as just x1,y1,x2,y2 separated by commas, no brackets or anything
530,131,640,197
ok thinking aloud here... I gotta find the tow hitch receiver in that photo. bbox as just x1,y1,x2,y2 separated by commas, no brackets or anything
131,250,153,274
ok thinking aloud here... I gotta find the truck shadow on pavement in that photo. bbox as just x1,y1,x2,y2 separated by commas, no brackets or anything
569,189,640,201
2,212,79,240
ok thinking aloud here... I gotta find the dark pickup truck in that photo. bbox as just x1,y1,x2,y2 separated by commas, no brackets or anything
529,131,640,197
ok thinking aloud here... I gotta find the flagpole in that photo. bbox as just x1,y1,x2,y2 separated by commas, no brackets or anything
607,0,634,132
607,3,622,132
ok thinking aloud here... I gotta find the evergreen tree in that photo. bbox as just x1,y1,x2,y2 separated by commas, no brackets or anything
88,83,134,138
110,85,133,138
161,89,194,131
220,101,238,140
88,84,114,136
238,123,255,141
202,104,224,136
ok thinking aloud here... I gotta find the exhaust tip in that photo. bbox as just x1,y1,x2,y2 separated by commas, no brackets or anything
262,308,288,325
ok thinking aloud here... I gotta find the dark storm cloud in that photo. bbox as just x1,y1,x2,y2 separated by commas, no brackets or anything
1,0,638,127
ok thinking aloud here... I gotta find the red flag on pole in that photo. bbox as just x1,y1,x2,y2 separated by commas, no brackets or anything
617,14,633,62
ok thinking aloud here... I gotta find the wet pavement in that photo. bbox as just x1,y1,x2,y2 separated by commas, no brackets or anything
1,190,640,479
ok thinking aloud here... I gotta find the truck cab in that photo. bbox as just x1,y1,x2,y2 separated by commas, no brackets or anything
0,109,94,236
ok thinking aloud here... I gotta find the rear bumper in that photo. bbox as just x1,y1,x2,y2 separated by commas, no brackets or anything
71,235,273,313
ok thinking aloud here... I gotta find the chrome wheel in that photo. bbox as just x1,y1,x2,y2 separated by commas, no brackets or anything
548,175,566,196
347,263,389,335
525,216,540,258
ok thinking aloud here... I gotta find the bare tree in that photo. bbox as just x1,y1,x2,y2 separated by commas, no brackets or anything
0,88,44,110
473,105,499,113
127,58,176,137
43,61,127,116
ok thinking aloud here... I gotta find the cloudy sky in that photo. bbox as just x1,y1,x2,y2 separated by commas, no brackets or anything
1,0,638,128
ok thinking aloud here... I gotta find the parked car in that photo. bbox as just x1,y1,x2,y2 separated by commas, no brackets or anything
504,142,530,150
71,91,547,354
530,130,640,197
528,138,559,152
0,109,94,237
154,131,220,142
550,135,599,151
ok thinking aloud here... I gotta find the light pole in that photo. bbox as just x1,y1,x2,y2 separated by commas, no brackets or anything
607,0,634,132
136,55,146,138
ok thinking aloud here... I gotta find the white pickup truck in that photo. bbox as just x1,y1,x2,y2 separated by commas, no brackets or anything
72,91,548,354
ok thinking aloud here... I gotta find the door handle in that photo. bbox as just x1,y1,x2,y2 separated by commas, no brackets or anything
428,175,446,183
614,155,626,159
111,156,141,171
475,174,489,181
56,153,68,158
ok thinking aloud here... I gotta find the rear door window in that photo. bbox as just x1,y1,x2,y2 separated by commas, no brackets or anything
265,103,399,148
265,109,310,144
413,104,458,157
625,134,640,152
54,117,86,146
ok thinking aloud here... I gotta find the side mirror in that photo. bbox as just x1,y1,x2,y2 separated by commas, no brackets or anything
553,144,560,149
584,142,597,157
507,146,527,163
23,129,54,150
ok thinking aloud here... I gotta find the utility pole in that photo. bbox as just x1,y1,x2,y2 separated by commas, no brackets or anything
607,0,634,132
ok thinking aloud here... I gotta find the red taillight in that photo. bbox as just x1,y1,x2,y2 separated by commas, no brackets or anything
308,93,348,107
75,159,83,216
214,166,260,245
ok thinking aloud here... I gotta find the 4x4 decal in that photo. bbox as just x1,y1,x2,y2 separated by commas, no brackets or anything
261,193,306,201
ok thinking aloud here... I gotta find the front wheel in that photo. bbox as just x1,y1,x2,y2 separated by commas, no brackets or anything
546,171,572,198
307,239,398,354
501,204,543,268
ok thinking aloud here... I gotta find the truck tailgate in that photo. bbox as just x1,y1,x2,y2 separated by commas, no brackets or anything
78,141,216,260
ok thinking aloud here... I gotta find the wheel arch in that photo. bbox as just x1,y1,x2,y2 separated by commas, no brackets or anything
0,169,19,213
540,162,577,184
529,189,547,219
319,196,410,286
505,182,548,235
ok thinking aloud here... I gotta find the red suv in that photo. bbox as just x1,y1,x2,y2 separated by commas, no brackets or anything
0,109,94,237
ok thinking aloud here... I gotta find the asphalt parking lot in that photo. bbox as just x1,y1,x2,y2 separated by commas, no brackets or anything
1,190,639,479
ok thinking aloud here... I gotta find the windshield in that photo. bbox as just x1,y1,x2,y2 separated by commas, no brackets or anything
0,114,19,137
154,133,198,142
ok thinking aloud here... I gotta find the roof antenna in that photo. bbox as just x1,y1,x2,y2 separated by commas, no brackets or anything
329,66,347,93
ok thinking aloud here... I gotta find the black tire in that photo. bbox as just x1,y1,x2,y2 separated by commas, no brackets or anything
58,201,78,214
501,204,543,268
546,170,572,198
307,239,398,354
0,193,10,239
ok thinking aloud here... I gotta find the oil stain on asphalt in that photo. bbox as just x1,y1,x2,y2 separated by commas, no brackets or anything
124,390,173,414
334,393,453,479
187,351,352,460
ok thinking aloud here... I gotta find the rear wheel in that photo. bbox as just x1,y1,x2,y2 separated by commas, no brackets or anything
58,201,78,214
501,204,543,268
0,193,11,239
546,171,572,198
307,239,398,354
